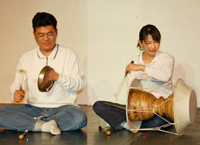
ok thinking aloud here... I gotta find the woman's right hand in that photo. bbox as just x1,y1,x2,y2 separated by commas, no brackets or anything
125,63,145,75
13,89,25,103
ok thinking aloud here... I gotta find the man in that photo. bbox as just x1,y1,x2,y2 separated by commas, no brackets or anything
0,12,87,135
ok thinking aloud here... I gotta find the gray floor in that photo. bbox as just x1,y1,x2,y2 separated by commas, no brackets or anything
87,106,200,145
0,104,200,145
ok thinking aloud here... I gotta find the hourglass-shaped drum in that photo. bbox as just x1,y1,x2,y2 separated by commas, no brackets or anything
126,78,197,136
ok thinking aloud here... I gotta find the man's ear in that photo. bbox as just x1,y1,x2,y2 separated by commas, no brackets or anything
33,31,36,39
56,28,58,36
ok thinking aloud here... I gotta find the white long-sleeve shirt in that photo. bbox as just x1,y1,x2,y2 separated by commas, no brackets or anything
10,44,84,108
126,51,175,99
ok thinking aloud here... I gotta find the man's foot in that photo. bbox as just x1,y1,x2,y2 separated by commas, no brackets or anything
41,120,61,135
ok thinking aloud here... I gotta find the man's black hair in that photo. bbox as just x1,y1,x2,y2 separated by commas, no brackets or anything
32,12,57,31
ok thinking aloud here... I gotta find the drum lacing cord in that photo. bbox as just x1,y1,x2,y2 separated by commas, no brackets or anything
153,98,173,124
130,81,175,95
127,98,173,124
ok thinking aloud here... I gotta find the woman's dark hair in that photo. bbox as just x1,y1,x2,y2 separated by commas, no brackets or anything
32,12,57,32
137,24,161,50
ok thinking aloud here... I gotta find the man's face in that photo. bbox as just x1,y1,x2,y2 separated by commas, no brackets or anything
33,25,57,53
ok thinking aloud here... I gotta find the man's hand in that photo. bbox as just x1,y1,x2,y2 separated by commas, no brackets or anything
42,69,59,88
13,89,25,103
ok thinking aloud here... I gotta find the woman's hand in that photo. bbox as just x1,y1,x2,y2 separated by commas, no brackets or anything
125,63,145,75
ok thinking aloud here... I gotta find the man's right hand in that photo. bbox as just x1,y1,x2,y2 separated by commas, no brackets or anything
13,89,25,103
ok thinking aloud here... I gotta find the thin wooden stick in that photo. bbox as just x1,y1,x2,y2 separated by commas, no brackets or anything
20,70,27,90
114,61,134,101
98,126,111,136
19,130,28,140
19,70,28,103
114,75,127,101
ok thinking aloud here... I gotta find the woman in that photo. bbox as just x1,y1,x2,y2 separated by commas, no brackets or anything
93,24,175,131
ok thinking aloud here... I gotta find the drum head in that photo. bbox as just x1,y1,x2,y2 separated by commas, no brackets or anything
173,78,197,135
38,66,54,92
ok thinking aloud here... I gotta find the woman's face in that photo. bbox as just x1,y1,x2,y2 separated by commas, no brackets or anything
139,34,160,57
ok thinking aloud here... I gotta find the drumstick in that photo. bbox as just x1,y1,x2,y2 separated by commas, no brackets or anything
98,126,111,136
18,70,28,103
114,75,127,100
20,70,27,90
114,61,134,100
19,130,28,140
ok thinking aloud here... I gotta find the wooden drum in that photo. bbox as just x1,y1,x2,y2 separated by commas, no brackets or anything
126,78,197,136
